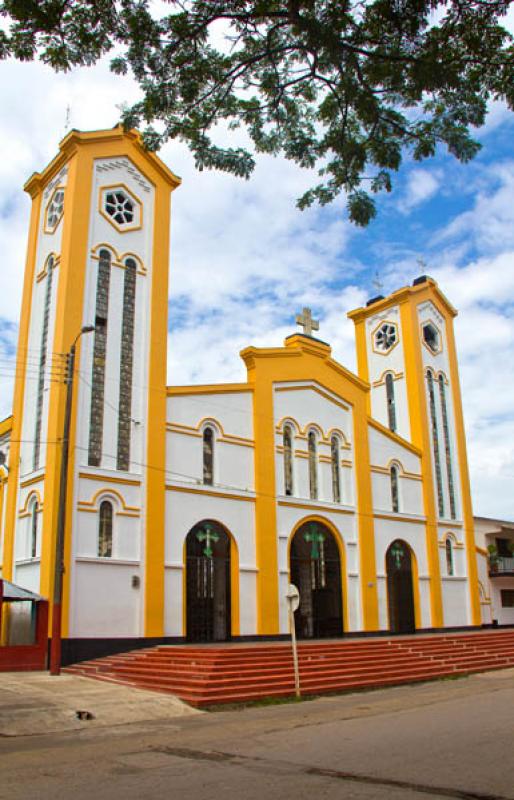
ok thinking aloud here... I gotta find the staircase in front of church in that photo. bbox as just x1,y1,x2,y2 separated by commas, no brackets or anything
63,630,514,707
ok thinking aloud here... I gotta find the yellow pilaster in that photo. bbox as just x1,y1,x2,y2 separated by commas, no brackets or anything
143,182,171,637
400,300,444,628
250,367,280,635
2,192,42,582
445,322,481,625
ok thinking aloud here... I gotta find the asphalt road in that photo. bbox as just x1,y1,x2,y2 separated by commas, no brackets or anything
1,668,513,800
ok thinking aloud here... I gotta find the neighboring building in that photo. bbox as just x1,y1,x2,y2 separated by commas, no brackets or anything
0,127,487,661
475,517,514,626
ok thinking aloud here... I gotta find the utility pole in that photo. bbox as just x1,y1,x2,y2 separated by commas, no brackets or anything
49,325,94,676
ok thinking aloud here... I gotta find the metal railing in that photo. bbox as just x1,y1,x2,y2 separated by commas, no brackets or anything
489,556,514,574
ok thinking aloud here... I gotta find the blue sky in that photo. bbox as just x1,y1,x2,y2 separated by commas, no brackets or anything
0,28,513,519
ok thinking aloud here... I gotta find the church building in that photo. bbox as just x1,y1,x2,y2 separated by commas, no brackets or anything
0,127,484,662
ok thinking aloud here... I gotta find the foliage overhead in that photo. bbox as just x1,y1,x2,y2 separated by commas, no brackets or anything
1,1,513,225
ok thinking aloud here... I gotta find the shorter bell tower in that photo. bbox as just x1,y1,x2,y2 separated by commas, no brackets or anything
348,276,481,627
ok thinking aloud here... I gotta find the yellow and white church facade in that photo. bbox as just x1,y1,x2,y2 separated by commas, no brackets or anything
0,127,484,662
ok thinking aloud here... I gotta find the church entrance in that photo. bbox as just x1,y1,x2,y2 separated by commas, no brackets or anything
185,521,231,643
290,522,343,639
386,540,416,634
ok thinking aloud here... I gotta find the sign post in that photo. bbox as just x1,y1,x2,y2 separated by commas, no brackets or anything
286,583,301,698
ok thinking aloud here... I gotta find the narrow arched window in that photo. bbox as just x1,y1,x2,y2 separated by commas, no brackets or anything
30,499,39,558
427,370,444,517
98,500,113,558
446,537,454,576
385,373,397,433
331,435,341,503
438,375,456,519
308,431,318,500
89,249,112,467
390,465,399,513
117,258,137,471
203,427,214,485
283,425,294,496
34,255,55,471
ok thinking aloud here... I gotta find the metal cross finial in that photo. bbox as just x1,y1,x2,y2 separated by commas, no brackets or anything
372,270,384,295
296,307,319,337
64,104,71,133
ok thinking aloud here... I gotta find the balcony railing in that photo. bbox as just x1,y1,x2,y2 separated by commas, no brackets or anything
489,556,514,575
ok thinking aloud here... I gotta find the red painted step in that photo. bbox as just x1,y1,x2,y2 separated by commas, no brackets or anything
63,630,514,707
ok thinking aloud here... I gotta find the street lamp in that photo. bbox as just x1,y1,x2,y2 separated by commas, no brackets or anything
49,325,94,676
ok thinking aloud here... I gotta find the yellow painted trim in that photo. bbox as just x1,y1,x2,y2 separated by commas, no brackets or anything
166,484,256,503
0,416,13,437
278,499,354,516
370,318,400,356
36,252,60,283
287,514,349,633
347,278,457,322
98,182,143,233
167,383,253,396
367,417,422,457
18,489,42,515
275,383,350,412
2,189,42,582
25,127,181,198
476,546,488,557
20,474,45,489
353,319,370,414
78,486,140,512
370,463,423,481
144,153,176,638
374,512,425,524
372,369,404,388
78,472,141,487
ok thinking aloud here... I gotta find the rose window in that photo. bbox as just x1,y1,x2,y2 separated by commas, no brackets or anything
374,322,397,353
46,189,64,231
104,190,135,225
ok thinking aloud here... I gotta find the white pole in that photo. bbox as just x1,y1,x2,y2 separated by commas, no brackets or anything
288,601,301,698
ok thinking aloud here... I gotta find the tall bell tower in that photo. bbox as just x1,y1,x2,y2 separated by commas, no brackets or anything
3,128,180,641
348,276,481,627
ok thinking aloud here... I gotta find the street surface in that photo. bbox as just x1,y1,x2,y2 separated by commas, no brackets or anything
1,668,513,800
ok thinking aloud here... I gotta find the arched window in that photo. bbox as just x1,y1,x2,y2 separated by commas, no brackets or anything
445,537,454,576
117,258,137,471
34,255,55,471
438,375,456,519
283,425,294,496
331,435,341,503
385,373,397,433
89,249,112,467
203,427,214,485
30,498,39,558
308,430,318,500
427,369,444,517
98,500,113,558
390,464,399,513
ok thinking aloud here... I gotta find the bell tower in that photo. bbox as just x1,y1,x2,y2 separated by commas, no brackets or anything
3,128,180,641
348,276,481,627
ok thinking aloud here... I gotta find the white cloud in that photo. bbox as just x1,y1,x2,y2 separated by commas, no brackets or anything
398,168,441,214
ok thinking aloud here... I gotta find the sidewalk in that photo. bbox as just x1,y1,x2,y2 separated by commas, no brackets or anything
0,671,200,737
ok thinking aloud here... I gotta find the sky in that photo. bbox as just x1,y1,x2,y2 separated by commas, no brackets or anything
0,17,513,520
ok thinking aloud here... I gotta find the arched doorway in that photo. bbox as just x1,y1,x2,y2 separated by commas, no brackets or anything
386,540,415,633
186,521,231,643
290,521,343,639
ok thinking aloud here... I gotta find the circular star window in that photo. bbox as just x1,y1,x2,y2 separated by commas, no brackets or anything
100,185,142,232
373,322,398,354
